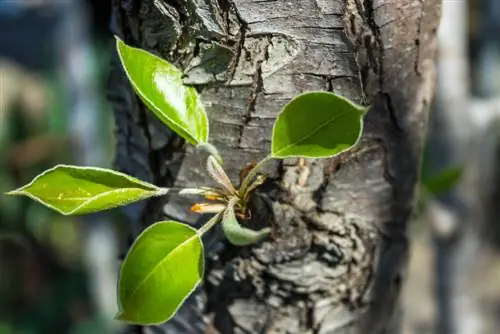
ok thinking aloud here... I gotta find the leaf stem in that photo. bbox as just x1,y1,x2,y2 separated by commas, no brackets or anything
197,212,223,236
239,155,273,196
360,105,371,116
156,187,212,197
197,143,223,164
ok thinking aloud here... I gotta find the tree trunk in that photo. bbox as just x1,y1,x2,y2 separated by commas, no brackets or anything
108,0,440,333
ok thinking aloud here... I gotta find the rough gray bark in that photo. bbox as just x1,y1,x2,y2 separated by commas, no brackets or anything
108,0,440,333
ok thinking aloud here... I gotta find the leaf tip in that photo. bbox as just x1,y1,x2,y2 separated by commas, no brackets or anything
191,203,225,214
115,36,126,55
114,35,124,45
191,204,203,213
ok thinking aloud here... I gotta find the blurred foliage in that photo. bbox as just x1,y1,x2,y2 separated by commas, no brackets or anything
0,34,115,333
416,142,464,217
422,166,463,198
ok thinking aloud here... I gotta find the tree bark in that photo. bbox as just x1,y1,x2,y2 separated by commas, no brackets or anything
108,0,440,333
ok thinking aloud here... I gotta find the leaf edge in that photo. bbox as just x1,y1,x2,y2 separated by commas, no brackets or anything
116,220,205,325
270,91,367,159
5,164,161,216
115,36,209,145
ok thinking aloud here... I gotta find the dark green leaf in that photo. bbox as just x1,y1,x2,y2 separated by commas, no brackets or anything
422,166,463,196
116,37,209,144
6,165,161,215
271,91,367,158
117,221,204,325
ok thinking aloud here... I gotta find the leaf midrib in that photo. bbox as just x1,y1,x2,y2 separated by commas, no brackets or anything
21,187,157,215
120,231,200,313
38,187,151,201
273,109,350,156
117,40,204,144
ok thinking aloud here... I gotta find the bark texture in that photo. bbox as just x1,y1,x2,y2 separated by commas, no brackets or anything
108,0,440,333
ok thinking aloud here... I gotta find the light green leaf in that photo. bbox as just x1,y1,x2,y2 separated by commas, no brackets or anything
117,221,204,325
271,91,367,158
5,165,162,215
221,199,270,246
116,37,209,145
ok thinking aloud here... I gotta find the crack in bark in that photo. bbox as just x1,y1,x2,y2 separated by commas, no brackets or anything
300,73,354,91
225,2,248,83
237,37,269,148
383,92,403,134
363,0,383,83
414,1,425,76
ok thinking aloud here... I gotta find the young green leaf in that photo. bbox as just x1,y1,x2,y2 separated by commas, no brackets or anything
242,174,267,202
206,155,237,196
221,199,271,246
271,91,367,158
117,221,204,325
116,37,209,145
5,165,162,215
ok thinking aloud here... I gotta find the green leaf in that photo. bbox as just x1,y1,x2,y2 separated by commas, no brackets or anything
116,37,209,145
117,221,204,325
271,91,367,158
206,156,236,196
5,165,162,215
242,174,267,201
422,165,463,196
221,199,270,246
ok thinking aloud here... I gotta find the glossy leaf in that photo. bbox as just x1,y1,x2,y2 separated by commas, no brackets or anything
6,165,161,215
116,37,209,145
117,221,204,325
221,199,270,246
271,91,367,158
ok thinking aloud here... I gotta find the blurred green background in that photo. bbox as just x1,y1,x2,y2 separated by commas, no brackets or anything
0,1,123,333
